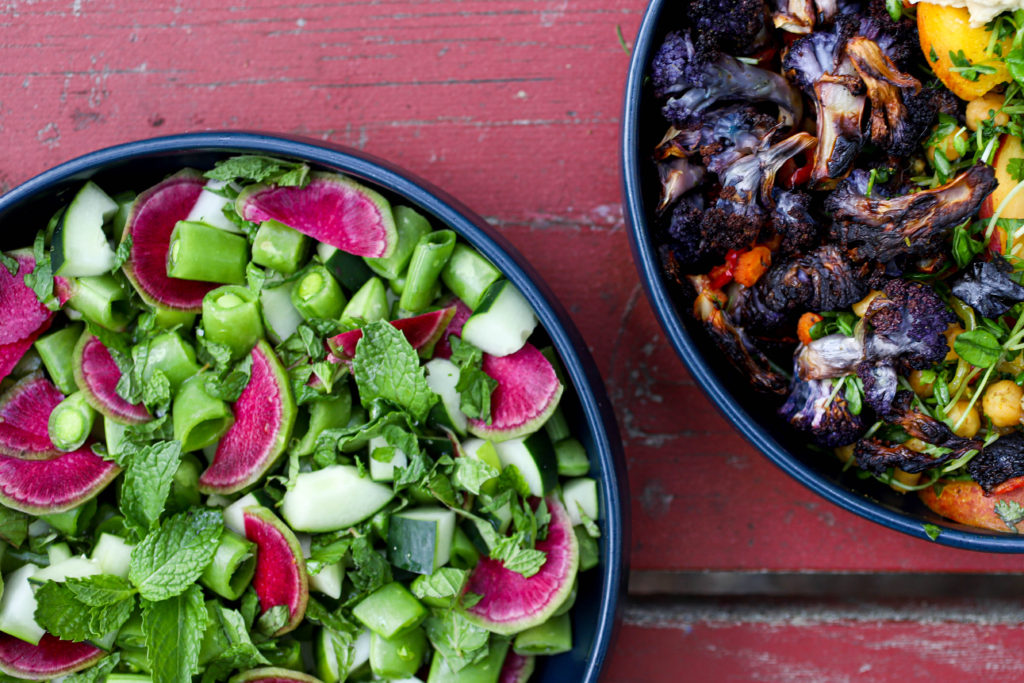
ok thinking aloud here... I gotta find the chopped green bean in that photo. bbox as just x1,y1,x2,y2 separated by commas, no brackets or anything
399,230,456,312
167,220,248,284
202,285,264,360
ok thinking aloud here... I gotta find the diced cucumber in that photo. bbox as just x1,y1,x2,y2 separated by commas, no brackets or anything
513,612,572,655
31,555,101,584
544,405,571,443
460,280,538,357
299,533,345,600
369,435,408,482
51,181,119,277
352,582,427,638
340,276,389,325
105,417,129,458
0,564,43,644
370,626,428,679
575,525,599,572
319,242,376,292
185,179,241,232
425,358,467,435
427,636,509,683
281,465,395,532
494,431,558,497
554,437,591,477
318,627,371,683
387,507,456,575
91,532,134,579
222,493,260,536
47,542,71,565
260,280,304,344
562,477,599,526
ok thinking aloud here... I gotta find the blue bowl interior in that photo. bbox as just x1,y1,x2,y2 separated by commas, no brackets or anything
0,132,629,679
621,2,1024,552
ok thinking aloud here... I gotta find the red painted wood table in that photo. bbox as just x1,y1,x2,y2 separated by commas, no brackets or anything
4,1,1024,680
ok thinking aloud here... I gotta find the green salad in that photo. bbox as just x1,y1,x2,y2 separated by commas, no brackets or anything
0,155,600,682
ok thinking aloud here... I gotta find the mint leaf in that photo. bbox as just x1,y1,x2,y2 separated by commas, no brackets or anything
449,337,496,422
129,508,223,601
995,500,1024,532
200,604,268,683
452,456,500,496
255,604,289,637
142,583,207,683
489,531,547,578
141,369,171,413
62,653,120,683
204,155,310,187
34,576,136,641
24,231,56,309
66,574,137,606
113,234,132,269
308,536,352,576
352,321,437,420
204,353,252,403
923,523,943,541
424,611,490,673
411,567,469,607
119,441,183,533
0,506,29,547
0,252,18,276
347,535,392,597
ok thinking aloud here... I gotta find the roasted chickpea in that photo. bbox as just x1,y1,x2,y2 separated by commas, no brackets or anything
835,444,855,464
852,290,885,317
982,379,1024,427
926,124,968,163
908,369,935,398
966,92,1009,131
945,324,965,362
947,400,981,438
891,467,922,493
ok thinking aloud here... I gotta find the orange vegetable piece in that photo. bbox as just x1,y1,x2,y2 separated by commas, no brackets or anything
797,312,822,346
733,246,772,287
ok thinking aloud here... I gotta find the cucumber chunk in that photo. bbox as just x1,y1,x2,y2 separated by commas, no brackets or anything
91,532,134,579
370,627,428,679
352,582,427,639
185,179,241,232
387,507,456,575
460,280,538,357
562,477,599,526
425,358,467,435
0,564,43,644
52,181,119,277
281,465,395,532
369,435,408,482
494,431,558,497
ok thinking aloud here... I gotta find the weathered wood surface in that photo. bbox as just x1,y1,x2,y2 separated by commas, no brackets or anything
5,2,1024,680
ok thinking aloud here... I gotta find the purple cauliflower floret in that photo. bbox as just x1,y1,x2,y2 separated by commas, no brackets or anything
691,0,771,56
779,374,866,447
862,279,955,371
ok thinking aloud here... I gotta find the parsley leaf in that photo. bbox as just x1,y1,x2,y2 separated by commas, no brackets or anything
0,252,18,276
128,508,223,601
34,575,136,642
118,441,183,534
351,321,437,421
1009,158,1024,182
995,500,1024,532
204,155,310,187
142,583,207,683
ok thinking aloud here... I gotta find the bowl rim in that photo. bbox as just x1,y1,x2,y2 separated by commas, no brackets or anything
0,131,630,677
620,1,1024,552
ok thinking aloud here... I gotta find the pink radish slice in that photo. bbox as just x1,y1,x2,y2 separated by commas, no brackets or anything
0,373,64,459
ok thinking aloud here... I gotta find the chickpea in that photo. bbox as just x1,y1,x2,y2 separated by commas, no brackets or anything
926,124,968,163
890,467,922,493
947,400,981,438
944,324,965,362
982,379,1024,427
835,444,855,464
852,290,885,317
908,369,935,398
966,92,1009,131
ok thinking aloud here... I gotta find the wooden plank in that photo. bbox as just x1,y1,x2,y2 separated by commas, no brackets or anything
607,600,1024,681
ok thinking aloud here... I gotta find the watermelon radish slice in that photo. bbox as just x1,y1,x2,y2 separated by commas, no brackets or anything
0,318,52,387
467,343,563,442
0,633,104,680
235,172,397,258
121,170,215,311
230,667,323,683
72,332,150,425
500,652,536,683
198,340,296,494
327,305,457,361
433,298,473,360
243,506,309,637
0,373,63,460
0,444,120,514
0,252,51,346
463,497,579,635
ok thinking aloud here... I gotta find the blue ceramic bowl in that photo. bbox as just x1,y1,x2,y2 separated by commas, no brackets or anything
622,2,1024,552
0,132,629,678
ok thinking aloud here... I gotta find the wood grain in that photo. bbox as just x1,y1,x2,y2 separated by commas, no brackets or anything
2,0,1023,578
